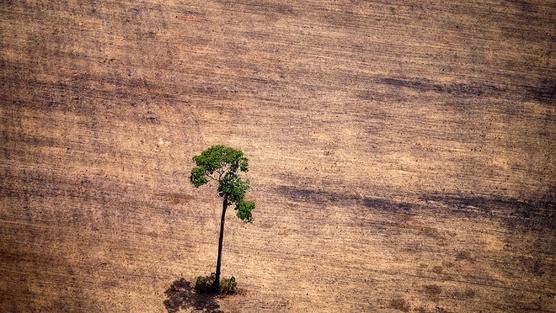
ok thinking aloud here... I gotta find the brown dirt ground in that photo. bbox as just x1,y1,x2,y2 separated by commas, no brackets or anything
1,1,555,312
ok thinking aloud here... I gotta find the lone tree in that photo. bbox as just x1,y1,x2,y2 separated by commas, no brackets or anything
189,145,255,291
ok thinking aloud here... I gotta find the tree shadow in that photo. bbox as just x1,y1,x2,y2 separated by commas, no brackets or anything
163,278,223,313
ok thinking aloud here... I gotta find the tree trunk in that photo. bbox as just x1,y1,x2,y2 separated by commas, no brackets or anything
214,194,228,291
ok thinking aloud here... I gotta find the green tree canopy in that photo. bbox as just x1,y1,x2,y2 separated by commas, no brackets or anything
190,145,255,222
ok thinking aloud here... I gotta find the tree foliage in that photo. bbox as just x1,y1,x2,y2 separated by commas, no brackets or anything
190,145,255,222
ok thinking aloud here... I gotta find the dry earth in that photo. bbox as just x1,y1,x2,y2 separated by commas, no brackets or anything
1,0,555,312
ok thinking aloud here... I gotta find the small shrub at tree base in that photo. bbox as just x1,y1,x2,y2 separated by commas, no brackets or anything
193,273,238,295
194,273,217,294
220,276,238,295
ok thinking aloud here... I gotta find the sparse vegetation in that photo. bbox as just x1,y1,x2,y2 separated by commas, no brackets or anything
194,274,238,295
195,273,217,294
220,276,238,295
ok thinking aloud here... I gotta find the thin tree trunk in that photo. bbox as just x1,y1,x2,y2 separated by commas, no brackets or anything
214,194,228,291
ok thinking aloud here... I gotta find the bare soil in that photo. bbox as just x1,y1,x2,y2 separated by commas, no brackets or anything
1,1,555,312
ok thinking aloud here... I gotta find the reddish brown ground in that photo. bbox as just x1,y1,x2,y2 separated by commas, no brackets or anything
1,1,555,312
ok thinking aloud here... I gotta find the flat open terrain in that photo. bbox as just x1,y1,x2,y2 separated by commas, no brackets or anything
1,1,555,312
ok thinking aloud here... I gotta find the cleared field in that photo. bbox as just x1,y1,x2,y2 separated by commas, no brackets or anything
1,1,555,312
